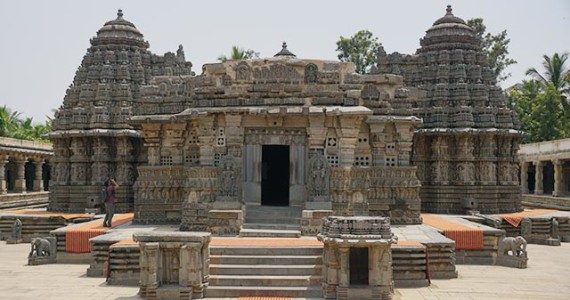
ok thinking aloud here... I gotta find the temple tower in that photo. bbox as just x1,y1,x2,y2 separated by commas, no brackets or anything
375,6,523,214
48,10,194,212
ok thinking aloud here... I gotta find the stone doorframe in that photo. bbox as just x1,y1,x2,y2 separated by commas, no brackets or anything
243,128,307,207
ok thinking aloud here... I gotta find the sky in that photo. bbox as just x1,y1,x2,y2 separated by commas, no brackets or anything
0,0,568,124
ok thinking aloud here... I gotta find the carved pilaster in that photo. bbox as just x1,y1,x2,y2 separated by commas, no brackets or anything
33,160,44,192
553,160,564,197
308,114,327,150
520,162,529,194
0,157,7,194
535,161,544,195
197,117,215,166
14,157,27,193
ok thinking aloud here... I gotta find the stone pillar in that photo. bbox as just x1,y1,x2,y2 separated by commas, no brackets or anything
139,242,160,298
337,246,350,300
198,117,215,166
535,161,544,195
553,159,564,197
33,160,44,192
521,162,529,194
0,157,7,194
14,158,27,193
339,115,363,168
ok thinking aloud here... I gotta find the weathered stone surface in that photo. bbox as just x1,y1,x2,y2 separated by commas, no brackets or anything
318,216,397,300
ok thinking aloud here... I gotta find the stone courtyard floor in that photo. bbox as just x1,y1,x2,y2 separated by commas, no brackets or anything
0,241,569,300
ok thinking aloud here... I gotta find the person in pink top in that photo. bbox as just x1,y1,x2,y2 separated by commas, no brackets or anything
103,178,119,227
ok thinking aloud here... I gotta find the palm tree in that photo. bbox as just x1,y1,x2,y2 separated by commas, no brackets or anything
526,52,570,95
526,52,570,114
217,46,258,62
0,105,22,137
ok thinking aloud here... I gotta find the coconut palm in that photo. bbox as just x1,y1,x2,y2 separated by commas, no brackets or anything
0,105,22,137
526,53,570,115
525,52,570,95
217,46,258,62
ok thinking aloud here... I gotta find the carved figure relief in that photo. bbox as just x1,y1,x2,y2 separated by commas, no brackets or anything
308,153,330,197
304,63,318,84
235,62,251,81
456,162,474,184
11,219,22,240
217,155,239,198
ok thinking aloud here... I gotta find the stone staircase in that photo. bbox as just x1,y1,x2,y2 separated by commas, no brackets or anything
240,205,302,238
207,245,323,298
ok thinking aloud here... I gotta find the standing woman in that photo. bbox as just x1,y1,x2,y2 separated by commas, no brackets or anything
103,178,119,227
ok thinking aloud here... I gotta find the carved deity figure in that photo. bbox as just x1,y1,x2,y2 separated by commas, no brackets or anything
456,162,475,184
217,156,238,197
552,218,559,239
11,219,22,240
309,153,330,197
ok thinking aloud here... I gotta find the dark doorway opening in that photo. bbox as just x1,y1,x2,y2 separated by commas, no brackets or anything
350,247,369,285
527,163,536,194
543,161,554,195
261,145,289,206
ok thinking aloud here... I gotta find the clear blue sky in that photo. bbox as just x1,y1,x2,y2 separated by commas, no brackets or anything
1,0,568,123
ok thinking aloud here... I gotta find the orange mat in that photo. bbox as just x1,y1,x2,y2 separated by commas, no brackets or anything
110,239,137,247
65,213,133,253
239,298,291,300
495,209,558,227
0,210,92,220
422,214,483,250
393,240,426,249
211,237,323,247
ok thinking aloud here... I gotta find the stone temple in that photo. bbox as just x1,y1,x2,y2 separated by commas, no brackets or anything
48,6,523,233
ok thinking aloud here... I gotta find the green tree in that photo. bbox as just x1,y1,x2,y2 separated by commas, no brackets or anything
467,18,517,83
0,105,21,137
336,30,381,74
510,81,569,142
0,106,51,141
525,52,570,97
217,46,258,62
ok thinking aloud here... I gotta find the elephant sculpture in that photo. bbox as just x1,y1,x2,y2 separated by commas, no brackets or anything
498,236,527,257
29,238,52,258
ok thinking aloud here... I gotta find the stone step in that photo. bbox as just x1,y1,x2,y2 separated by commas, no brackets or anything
209,274,323,286
239,228,301,238
205,285,322,298
210,264,322,276
246,206,302,218
211,246,322,256
244,217,301,225
242,222,300,231
210,255,322,265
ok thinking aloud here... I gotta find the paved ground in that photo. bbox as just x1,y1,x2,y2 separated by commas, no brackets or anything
1,241,569,300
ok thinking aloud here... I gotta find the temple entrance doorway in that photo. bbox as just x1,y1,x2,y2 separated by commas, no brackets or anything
261,145,290,206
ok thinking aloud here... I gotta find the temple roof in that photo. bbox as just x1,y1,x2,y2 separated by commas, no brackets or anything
418,5,478,53
274,42,297,58
91,9,149,48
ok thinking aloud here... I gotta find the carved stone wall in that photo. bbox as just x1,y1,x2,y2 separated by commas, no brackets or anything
373,6,523,214
48,10,194,213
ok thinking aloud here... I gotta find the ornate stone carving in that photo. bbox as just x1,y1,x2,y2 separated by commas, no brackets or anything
496,236,528,268
28,237,57,265
216,155,240,199
7,219,23,244
304,63,318,84
308,153,330,198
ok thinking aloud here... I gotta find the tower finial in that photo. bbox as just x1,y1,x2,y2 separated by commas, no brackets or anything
446,5,453,15
117,9,124,18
